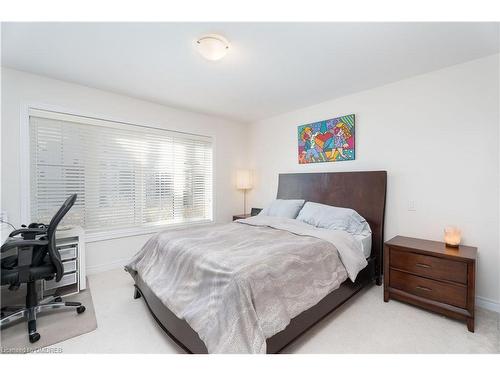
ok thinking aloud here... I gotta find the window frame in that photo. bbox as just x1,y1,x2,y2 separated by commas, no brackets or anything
20,103,217,243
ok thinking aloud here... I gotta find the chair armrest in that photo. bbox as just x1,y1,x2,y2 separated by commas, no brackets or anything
1,239,49,253
9,227,47,238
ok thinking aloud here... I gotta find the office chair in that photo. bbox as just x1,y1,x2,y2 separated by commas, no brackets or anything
0,194,85,343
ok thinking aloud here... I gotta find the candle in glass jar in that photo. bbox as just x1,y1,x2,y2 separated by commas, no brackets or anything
444,226,461,248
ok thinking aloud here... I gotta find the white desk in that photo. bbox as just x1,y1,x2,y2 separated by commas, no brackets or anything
41,226,86,297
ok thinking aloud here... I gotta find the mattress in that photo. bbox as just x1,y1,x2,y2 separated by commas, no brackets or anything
126,215,368,353
354,233,372,258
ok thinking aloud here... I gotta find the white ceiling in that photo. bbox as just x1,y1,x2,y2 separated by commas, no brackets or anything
2,22,499,123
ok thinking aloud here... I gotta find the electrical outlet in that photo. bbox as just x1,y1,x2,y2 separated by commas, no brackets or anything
0,210,8,222
408,200,417,211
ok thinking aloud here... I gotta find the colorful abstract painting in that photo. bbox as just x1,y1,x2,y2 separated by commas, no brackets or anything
298,114,355,164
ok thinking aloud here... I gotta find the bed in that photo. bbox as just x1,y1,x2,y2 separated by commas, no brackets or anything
127,171,387,353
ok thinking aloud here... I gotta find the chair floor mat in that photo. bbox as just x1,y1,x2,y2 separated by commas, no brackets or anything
1,281,97,353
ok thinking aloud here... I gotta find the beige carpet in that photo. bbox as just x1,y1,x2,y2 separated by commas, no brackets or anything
0,285,97,353
50,269,500,354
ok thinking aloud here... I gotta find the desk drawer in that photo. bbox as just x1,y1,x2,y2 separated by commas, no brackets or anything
390,248,467,284
58,246,77,261
44,272,78,291
62,259,77,274
390,269,467,308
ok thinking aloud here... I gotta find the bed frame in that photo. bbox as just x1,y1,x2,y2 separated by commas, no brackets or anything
131,171,387,353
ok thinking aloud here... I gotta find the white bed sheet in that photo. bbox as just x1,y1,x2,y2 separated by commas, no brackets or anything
354,233,372,258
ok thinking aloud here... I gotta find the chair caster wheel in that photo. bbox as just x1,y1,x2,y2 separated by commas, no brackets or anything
77,306,86,314
54,296,62,303
29,332,41,343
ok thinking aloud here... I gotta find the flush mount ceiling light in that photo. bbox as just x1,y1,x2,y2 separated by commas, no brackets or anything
196,34,230,61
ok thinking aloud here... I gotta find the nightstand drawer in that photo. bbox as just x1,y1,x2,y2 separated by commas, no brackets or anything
391,248,467,284
390,269,467,308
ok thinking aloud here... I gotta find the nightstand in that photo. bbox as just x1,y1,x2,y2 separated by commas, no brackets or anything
384,236,477,332
232,214,251,221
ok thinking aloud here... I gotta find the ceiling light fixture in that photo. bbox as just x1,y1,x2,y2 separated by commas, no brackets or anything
196,34,230,61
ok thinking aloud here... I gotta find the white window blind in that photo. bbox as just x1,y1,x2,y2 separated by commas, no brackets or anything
29,109,213,236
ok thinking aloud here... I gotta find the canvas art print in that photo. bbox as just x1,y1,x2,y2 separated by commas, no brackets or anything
298,114,355,164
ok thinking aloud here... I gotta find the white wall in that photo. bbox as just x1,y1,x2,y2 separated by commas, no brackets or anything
2,56,499,310
1,67,249,273
247,54,500,309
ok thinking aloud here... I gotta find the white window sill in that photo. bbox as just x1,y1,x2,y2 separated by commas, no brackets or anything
84,219,215,243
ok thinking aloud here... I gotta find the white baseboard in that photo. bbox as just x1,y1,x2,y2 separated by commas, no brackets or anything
476,296,500,313
86,258,130,276
85,260,500,314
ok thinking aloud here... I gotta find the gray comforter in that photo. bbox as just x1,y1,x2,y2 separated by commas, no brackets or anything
126,216,367,353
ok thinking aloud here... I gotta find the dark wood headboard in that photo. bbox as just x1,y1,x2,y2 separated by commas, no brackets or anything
277,171,387,281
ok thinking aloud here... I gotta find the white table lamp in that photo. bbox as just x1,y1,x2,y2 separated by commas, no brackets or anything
236,169,252,215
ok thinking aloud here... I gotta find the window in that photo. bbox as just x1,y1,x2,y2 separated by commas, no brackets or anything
29,109,213,238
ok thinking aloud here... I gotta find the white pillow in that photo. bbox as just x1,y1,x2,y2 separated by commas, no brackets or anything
258,199,305,219
296,202,371,236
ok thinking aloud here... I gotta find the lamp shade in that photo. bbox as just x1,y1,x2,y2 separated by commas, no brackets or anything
236,169,252,190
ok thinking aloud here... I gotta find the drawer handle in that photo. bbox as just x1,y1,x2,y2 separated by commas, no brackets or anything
416,286,432,292
416,263,431,269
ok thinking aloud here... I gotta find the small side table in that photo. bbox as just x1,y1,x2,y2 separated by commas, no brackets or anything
384,236,477,332
232,214,251,221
